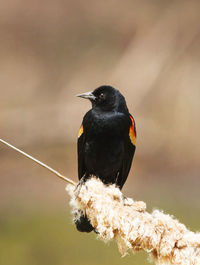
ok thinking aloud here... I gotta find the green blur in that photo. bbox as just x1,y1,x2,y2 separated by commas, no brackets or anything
1,203,199,265
0,209,149,265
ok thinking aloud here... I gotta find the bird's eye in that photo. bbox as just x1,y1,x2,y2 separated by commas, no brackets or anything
99,93,104,99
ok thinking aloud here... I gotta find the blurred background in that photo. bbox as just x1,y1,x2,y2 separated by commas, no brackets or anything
0,0,200,264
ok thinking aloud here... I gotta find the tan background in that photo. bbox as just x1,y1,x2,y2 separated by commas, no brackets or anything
0,1,200,264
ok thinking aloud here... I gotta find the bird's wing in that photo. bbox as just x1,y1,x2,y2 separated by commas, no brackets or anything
118,114,136,189
77,124,86,180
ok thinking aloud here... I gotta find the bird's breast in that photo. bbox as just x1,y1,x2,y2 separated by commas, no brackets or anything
84,136,124,175
85,111,127,138
84,117,125,171
82,111,129,178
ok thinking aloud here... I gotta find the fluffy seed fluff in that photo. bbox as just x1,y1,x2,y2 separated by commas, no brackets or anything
66,178,200,265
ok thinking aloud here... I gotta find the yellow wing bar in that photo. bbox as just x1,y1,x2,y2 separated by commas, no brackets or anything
78,124,84,138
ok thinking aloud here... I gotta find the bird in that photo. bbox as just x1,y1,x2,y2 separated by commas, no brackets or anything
75,85,136,232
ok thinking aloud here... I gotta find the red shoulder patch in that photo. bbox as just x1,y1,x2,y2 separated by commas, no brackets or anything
129,115,136,146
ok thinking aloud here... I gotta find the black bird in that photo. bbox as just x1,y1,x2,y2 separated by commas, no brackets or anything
75,85,136,232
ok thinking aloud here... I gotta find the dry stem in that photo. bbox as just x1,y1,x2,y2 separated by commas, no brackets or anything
0,138,76,186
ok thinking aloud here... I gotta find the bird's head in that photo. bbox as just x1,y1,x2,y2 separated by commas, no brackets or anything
77,85,128,112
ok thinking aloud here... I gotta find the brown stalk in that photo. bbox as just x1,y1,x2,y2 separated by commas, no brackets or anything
0,139,77,186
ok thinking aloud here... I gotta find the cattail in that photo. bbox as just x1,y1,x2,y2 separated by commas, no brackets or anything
1,139,200,264
66,178,200,265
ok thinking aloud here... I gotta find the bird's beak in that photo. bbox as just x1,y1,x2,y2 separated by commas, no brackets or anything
76,91,96,100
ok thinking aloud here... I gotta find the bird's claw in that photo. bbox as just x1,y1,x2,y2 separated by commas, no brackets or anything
75,177,85,198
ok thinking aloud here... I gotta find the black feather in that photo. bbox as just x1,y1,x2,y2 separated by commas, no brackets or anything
76,85,136,232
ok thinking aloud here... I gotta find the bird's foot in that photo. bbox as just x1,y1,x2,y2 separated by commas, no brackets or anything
74,177,86,198
123,195,136,206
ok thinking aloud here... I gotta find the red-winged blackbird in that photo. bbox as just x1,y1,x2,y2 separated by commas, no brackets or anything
75,85,136,232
